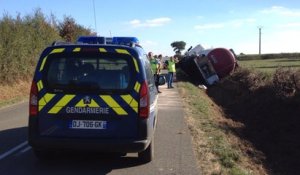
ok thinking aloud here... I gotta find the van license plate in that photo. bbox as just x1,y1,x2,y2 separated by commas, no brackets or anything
69,120,107,129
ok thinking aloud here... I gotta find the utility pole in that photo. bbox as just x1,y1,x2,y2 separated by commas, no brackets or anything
93,0,98,35
258,26,262,55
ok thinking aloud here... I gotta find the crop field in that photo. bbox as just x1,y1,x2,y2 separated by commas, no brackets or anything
238,58,300,73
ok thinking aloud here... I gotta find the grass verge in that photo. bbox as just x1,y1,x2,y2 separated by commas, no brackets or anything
238,58,300,73
177,80,267,175
0,80,31,109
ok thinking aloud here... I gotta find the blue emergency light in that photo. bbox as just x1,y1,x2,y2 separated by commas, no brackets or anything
77,36,106,44
76,36,140,47
112,37,139,46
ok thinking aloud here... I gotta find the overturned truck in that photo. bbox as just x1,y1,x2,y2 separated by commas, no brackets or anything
178,45,238,86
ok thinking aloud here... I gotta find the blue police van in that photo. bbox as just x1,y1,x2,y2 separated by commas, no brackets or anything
28,37,161,163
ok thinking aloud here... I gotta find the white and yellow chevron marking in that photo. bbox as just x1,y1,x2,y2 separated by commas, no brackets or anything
121,94,138,113
75,99,100,108
133,57,140,72
50,48,65,54
134,82,141,93
115,49,130,55
39,48,65,72
115,49,139,72
100,95,128,115
73,47,81,52
48,95,75,114
99,48,107,52
37,80,44,92
38,93,55,111
39,56,48,71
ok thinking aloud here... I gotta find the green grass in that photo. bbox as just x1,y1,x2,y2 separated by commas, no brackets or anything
181,82,210,116
177,80,250,175
239,58,300,73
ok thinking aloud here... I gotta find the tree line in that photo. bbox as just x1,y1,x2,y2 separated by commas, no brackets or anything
0,9,94,84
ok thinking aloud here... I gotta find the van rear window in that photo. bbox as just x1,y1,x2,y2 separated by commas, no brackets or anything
43,52,134,93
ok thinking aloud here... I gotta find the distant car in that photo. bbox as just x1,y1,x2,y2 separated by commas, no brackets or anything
28,37,163,163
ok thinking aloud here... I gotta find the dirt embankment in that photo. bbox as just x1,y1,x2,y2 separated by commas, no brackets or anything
207,68,300,174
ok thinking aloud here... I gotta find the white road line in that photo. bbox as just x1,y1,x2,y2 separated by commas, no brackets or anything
0,141,28,161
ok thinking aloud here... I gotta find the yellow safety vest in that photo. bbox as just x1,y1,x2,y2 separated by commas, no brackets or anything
168,60,176,72
150,59,157,73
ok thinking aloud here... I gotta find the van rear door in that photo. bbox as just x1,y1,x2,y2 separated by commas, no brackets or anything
36,47,142,139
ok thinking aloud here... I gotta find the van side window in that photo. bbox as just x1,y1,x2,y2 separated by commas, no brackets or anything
143,55,155,86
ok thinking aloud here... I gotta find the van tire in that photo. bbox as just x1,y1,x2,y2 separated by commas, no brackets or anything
138,140,154,163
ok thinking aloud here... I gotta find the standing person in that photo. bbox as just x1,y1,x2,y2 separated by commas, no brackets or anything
167,56,177,88
148,52,161,93
157,54,163,75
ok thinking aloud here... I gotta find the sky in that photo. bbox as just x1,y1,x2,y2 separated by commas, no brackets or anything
1,0,300,56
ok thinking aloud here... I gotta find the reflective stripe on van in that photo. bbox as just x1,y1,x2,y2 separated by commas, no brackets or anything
37,93,140,116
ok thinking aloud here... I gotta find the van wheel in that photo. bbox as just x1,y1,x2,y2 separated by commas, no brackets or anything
138,140,154,163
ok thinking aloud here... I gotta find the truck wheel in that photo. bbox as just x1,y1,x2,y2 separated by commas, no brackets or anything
138,140,154,163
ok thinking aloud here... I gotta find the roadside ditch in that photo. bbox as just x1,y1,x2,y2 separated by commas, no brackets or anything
177,67,300,175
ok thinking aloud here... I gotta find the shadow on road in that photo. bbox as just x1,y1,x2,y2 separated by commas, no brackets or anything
0,127,147,175
29,152,145,175
0,127,28,154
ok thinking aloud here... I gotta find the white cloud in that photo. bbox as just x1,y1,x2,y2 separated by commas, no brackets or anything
141,40,160,54
141,40,158,47
279,22,300,28
261,6,285,14
146,18,171,27
261,6,300,17
194,18,255,30
129,19,141,25
194,23,224,30
129,17,171,28
230,18,256,28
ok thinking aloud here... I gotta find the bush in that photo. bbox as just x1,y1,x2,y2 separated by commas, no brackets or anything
272,68,300,99
0,9,93,84
0,10,60,83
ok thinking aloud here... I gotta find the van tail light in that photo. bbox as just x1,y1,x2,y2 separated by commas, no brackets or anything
29,81,38,116
139,81,150,119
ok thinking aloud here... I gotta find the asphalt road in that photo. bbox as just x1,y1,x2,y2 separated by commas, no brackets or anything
0,84,200,175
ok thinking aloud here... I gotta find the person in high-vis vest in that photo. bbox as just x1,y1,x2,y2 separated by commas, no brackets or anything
167,56,177,88
148,52,161,93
